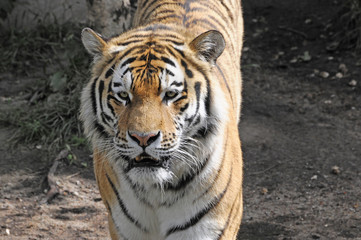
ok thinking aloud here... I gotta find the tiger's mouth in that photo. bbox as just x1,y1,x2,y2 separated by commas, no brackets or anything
130,153,170,169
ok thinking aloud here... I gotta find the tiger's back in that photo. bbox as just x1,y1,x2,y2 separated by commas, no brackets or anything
80,0,243,239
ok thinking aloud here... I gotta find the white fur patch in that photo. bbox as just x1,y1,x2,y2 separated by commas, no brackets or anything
108,45,126,54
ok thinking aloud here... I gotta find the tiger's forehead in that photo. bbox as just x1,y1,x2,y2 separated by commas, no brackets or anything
112,40,185,92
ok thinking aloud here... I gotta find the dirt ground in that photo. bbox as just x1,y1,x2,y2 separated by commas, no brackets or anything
1,0,361,239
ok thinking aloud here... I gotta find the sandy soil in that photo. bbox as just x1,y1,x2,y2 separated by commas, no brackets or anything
1,0,360,239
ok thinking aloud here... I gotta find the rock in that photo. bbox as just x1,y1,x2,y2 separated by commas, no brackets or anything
305,18,312,24
348,80,357,87
311,175,318,180
312,234,321,239
319,71,329,78
290,58,298,63
338,63,348,74
300,51,312,62
331,166,340,175
335,72,343,79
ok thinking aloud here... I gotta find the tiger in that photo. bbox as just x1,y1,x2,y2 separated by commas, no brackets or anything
80,0,243,239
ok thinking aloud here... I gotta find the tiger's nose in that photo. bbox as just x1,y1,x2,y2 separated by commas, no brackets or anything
128,131,160,147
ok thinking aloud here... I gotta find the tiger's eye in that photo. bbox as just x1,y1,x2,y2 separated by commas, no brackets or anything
119,91,129,99
165,91,177,99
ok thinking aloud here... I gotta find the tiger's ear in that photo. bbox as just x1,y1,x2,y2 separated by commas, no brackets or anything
81,28,107,57
189,30,225,65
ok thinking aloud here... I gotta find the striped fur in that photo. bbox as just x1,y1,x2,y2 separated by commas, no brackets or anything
80,0,243,239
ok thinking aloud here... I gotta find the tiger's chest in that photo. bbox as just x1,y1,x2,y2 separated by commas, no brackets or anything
117,181,220,239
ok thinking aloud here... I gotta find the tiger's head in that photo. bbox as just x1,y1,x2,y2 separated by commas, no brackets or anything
81,25,228,186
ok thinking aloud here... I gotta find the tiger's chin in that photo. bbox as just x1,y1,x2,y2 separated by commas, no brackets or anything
124,154,175,187
126,166,175,188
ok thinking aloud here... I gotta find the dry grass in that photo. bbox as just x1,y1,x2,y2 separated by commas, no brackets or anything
0,23,89,151
334,0,361,49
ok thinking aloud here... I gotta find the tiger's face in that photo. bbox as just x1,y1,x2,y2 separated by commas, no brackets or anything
81,26,226,186
110,47,193,181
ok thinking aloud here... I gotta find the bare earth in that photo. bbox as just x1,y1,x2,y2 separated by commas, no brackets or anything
1,0,360,239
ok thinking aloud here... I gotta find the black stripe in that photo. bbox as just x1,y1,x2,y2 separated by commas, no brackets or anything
91,78,110,138
126,33,180,40
181,59,193,78
201,1,229,23
193,122,216,139
145,2,182,20
216,64,231,97
183,56,211,117
160,191,185,207
164,46,177,58
173,95,187,103
139,54,147,61
193,135,228,204
217,195,239,240
204,75,211,117
123,173,154,208
105,200,112,214
105,201,129,240
116,47,137,64
170,81,182,87
142,24,172,31
194,82,201,108
107,95,122,106
121,57,137,69
220,0,234,22
155,9,175,15
94,122,108,138
107,102,115,117
105,64,115,78
185,82,201,126
155,15,182,23
173,47,185,58
113,82,123,87
161,56,176,67
180,103,189,113
148,53,159,61
101,112,113,124
141,0,157,10
186,18,218,30
107,55,115,63
106,174,148,232
91,77,98,116
166,171,231,236
98,80,105,113
119,39,143,46
192,115,201,126
161,38,184,46
189,7,207,12
166,69,175,77
165,152,210,191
